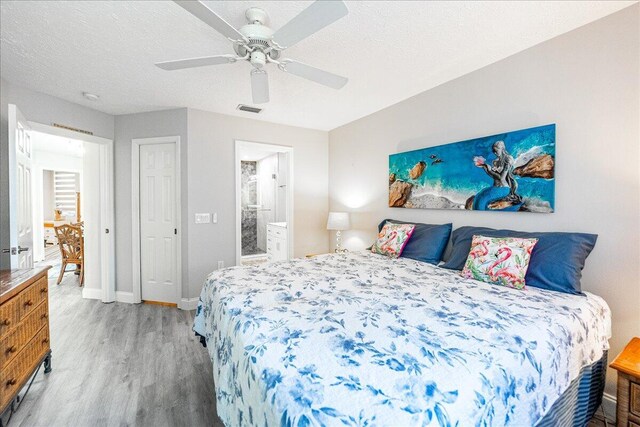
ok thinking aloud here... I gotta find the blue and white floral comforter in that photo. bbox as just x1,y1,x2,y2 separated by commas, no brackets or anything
194,251,611,427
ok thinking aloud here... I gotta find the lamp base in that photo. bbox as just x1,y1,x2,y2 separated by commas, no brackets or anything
334,230,348,253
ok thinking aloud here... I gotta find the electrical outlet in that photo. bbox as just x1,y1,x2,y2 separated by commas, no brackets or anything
213,212,218,224
217,261,224,269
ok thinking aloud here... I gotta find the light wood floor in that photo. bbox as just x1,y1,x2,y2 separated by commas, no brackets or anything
6,247,221,427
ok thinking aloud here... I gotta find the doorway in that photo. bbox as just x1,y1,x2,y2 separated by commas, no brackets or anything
235,140,293,266
2,104,115,302
131,136,182,306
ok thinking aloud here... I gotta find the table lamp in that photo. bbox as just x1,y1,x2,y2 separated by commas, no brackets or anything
327,212,350,253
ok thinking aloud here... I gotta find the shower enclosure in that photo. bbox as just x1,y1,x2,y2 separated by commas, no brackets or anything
240,152,288,259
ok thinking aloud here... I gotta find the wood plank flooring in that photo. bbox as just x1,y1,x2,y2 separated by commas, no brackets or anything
4,247,221,427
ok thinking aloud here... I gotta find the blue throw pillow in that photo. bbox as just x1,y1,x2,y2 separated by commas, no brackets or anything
377,220,452,265
441,226,597,295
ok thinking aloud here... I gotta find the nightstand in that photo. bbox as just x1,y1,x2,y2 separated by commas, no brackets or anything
610,337,640,427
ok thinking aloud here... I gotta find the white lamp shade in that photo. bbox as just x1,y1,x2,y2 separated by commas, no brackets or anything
326,212,350,231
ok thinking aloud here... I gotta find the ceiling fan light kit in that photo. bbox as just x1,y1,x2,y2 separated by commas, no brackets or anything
157,0,349,104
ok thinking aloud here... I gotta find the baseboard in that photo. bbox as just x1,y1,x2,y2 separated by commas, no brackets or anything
602,392,616,421
86,289,197,310
178,297,199,311
115,291,135,304
82,287,102,300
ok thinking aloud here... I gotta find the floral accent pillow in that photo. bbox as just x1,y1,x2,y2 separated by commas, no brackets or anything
461,235,538,289
371,223,416,258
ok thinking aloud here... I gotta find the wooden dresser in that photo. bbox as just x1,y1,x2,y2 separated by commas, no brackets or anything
0,267,52,414
611,337,640,427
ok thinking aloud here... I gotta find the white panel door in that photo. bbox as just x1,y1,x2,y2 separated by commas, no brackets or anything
7,104,34,269
139,143,177,303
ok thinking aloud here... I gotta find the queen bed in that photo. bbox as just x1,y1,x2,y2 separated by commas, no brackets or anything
193,249,610,427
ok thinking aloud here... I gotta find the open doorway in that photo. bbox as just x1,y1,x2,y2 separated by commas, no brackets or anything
2,104,115,302
31,131,90,291
235,140,293,266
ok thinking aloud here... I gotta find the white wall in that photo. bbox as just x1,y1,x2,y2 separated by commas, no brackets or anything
1,83,330,302
328,5,639,397
42,170,55,221
0,78,114,268
187,108,329,298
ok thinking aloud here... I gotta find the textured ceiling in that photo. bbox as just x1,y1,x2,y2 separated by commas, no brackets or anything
1,1,634,131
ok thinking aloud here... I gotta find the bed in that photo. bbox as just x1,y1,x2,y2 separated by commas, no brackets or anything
193,251,611,426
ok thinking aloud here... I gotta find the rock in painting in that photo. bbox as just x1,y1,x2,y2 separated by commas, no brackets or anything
472,186,523,212
514,154,555,179
389,173,396,184
465,195,475,210
518,199,553,213
409,161,427,179
389,180,412,207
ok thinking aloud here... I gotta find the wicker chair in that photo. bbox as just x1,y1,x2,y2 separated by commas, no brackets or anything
54,224,84,286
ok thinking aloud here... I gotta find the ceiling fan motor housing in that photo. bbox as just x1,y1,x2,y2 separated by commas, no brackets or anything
233,9,281,61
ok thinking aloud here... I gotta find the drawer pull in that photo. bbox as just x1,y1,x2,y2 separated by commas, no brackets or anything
24,299,33,307
6,378,16,387
6,345,17,354
42,338,49,345
40,287,48,294
41,313,49,320
1,318,10,326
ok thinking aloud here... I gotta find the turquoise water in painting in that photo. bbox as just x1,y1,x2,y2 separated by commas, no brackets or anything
389,124,555,210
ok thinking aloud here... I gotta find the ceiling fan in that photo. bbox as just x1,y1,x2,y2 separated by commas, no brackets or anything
156,0,349,104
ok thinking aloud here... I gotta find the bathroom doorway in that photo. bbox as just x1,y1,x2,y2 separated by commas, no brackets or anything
235,140,293,266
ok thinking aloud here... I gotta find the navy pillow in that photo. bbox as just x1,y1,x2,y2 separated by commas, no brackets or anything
441,226,597,295
377,219,452,265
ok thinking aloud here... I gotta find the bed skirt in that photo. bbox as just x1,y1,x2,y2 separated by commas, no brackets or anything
536,350,607,426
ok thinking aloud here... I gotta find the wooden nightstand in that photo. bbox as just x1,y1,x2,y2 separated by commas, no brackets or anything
610,337,640,427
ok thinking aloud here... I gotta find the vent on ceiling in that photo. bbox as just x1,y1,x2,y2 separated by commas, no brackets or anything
237,104,262,114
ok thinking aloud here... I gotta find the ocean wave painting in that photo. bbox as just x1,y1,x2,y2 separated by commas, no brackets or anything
389,124,555,213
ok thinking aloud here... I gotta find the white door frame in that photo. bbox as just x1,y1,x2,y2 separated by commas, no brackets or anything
235,140,294,266
131,136,182,306
28,121,116,303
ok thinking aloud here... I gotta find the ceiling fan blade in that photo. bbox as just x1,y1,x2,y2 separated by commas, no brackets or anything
155,55,237,70
280,59,348,89
174,1,246,42
251,69,270,104
272,0,348,49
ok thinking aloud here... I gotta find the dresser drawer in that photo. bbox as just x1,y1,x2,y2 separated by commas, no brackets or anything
273,227,285,239
631,380,640,417
19,276,48,320
0,295,19,339
0,302,49,370
0,328,21,370
0,325,50,411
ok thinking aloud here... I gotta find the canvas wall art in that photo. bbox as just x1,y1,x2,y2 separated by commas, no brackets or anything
389,124,555,213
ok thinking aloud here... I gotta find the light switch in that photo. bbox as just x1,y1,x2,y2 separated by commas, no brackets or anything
195,213,211,224
213,213,218,223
